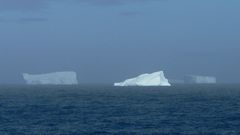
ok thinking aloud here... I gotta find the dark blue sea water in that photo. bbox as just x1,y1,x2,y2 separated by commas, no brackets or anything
0,85,240,135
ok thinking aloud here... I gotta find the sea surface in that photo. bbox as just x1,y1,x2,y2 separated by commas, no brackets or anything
0,85,240,135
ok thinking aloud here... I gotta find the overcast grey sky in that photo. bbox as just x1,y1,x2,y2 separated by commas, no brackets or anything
0,0,239,84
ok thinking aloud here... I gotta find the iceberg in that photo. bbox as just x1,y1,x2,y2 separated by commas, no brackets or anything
23,71,78,85
114,71,171,86
184,75,216,84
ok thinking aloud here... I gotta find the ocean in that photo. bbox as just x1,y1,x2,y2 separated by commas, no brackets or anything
0,85,240,135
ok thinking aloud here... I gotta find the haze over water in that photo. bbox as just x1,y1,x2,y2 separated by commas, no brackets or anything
0,1,239,134
0,0,240,84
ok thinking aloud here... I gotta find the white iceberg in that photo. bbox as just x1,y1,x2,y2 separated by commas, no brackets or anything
23,71,78,85
184,75,216,84
114,71,171,86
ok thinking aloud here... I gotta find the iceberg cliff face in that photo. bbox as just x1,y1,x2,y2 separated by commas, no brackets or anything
184,75,216,84
114,71,171,86
23,71,78,85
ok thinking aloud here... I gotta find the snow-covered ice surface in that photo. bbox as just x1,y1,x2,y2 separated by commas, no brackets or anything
114,71,171,86
184,75,216,84
23,71,78,85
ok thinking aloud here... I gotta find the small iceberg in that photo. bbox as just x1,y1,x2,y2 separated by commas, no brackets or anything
114,71,171,86
184,75,216,84
22,71,78,85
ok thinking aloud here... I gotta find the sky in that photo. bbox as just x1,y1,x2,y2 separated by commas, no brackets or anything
0,0,240,84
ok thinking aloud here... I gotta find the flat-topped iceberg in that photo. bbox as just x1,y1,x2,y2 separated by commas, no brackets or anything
23,71,78,85
184,75,216,84
114,71,171,86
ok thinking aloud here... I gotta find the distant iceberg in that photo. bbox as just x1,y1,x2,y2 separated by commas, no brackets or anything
184,75,216,84
114,71,171,86
23,71,78,85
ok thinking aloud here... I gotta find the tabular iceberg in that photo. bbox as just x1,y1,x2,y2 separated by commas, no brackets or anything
23,71,78,85
114,71,171,86
184,75,216,84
